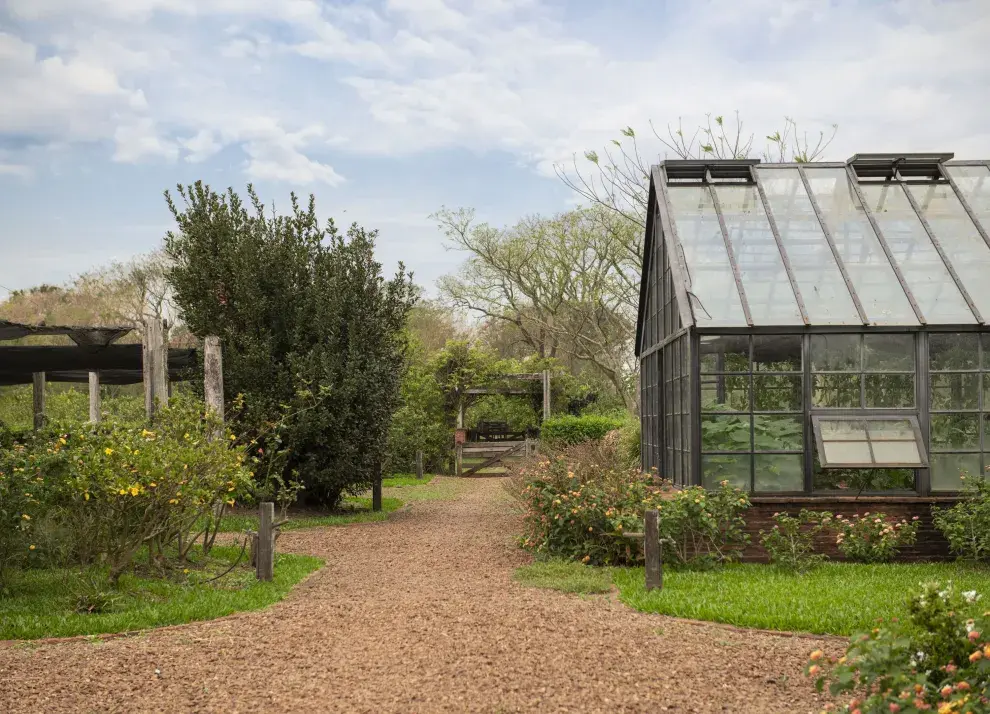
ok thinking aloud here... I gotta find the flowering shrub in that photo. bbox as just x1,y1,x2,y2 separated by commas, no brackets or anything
809,581,990,713
933,475,990,562
0,395,253,585
832,512,920,563
759,510,833,572
510,435,750,567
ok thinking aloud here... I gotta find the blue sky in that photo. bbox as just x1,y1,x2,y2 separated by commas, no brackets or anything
1,0,988,296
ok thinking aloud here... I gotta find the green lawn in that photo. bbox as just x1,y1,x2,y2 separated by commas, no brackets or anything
516,560,990,636
0,546,323,641
217,496,404,533
382,474,435,487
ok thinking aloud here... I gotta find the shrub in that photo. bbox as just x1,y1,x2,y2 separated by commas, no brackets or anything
510,436,750,568
759,510,833,571
809,581,989,713
933,475,990,562
540,414,627,448
832,512,920,563
0,395,253,585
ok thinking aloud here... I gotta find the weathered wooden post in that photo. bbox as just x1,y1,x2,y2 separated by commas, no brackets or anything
415,450,424,480
88,371,101,424
644,509,662,591
257,502,275,581
32,372,45,431
143,318,168,420
542,369,551,420
372,461,383,512
203,336,224,439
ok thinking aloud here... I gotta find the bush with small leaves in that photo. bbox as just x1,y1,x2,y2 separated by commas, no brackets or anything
759,509,833,572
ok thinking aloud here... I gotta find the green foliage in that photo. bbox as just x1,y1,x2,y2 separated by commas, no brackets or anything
809,581,990,713
541,413,627,447
514,559,614,594
759,510,833,572
163,182,416,507
0,546,322,640
385,353,449,476
615,562,990,636
0,395,253,587
832,512,920,563
934,476,990,561
0,385,145,432
510,437,749,568
466,394,539,432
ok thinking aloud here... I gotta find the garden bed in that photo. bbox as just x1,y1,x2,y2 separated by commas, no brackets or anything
516,559,990,636
0,545,322,641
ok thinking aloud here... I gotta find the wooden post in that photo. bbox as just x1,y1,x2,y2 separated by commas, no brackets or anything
88,371,101,424
143,318,168,420
372,462,383,512
415,450,424,480
644,509,662,591
542,370,551,420
256,502,274,581
455,443,463,476
203,336,224,440
32,372,45,431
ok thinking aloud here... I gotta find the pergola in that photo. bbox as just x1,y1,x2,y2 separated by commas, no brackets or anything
0,318,197,427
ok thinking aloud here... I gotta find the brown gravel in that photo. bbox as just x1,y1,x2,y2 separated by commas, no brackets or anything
0,477,837,713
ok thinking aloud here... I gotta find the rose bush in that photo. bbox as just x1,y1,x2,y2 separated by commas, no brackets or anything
809,581,990,713
933,475,990,562
759,510,833,572
832,512,920,563
510,433,750,567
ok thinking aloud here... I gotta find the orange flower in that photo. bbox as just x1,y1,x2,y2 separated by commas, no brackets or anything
970,650,983,663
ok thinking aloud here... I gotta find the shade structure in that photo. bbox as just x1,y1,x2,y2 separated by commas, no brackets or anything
636,154,990,496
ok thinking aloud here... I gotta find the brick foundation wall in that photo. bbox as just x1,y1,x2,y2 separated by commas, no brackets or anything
743,496,963,562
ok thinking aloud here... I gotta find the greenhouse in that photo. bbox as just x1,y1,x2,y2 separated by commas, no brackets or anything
635,154,990,497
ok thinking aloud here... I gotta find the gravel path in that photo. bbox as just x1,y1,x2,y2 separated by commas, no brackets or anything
0,478,835,713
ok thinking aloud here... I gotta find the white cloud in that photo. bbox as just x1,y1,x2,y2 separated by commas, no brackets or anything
1,0,989,189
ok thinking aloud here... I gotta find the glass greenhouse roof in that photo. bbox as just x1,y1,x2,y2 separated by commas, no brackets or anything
654,155,990,328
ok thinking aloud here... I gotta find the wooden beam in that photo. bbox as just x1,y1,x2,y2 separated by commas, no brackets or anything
32,372,45,431
256,502,274,581
415,450,424,480
645,509,662,591
203,336,224,440
542,370,551,420
372,461,383,512
88,371,101,423
143,318,168,420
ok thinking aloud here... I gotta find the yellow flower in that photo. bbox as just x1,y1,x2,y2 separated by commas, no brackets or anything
119,489,127,495
229,434,236,441
169,498,178,504
21,513,30,520
29,544,36,550
183,568,189,574
58,437,67,445
129,486,140,497
84,492,90,501
141,429,156,439
149,482,157,488
105,448,114,455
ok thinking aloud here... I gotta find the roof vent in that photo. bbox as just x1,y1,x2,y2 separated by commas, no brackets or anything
663,159,760,184
848,152,953,181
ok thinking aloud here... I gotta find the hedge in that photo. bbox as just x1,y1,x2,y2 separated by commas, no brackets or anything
540,414,627,447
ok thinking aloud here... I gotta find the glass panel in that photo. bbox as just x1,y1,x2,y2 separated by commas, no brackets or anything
814,463,915,491
931,373,979,410
713,185,803,324
870,440,920,464
668,187,747,326
985,334,990,371
754,454,804,492
811,334,860,371
931,413,980,450
699,335,749,372
945,165,990,232
820,420,868,440
908,182,990,320
931,453,980,491
702,455,750,490
753,375,802,411
864,374,914,408
701,414,751,451
860,183,975,323
814,374,861,408
753,335,801,372
701,375,750,412
867,419,916,440
863,334,914,371
756,168,861,324
803,167,918,324
930,333,979,371
823,440,872,464
753,415,803,451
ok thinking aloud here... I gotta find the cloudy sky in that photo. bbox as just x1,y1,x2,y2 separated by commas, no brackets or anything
0,0,988,297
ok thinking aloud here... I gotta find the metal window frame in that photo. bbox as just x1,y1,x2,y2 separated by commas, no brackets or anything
706,183,755,327
843,164,928,325
653,167,697,329
812,413,928,469
939,164,990,253
796,165,870,325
